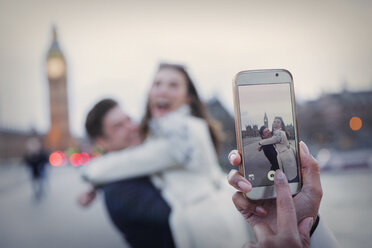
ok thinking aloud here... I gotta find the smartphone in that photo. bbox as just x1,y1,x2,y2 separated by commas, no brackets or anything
232,69,302,199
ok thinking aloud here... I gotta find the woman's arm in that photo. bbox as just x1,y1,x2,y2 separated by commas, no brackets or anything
259,132,282,146
82,138,179,185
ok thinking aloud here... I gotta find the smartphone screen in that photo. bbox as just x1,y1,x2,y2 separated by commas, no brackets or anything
237,82,299,187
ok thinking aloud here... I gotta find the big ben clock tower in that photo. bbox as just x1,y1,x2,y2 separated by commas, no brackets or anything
264,112,268,128
45,26,71,151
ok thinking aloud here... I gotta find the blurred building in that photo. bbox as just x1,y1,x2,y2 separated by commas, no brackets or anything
0,128,44,160
286,124,295,140
297,89,372,170
297,89,372,152
206,98,236,170
242,125,260,138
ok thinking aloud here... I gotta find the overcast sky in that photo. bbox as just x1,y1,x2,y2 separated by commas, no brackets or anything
0,0,371,137
239,83,293,130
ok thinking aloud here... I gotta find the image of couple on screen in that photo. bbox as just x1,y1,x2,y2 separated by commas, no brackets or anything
258,116,298,181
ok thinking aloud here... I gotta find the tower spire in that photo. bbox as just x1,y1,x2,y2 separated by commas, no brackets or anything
52,25,57,42
47,25,62,59
264,112,268,127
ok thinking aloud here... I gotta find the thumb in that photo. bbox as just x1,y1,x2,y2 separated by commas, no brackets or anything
298,217,313,248
299,141,322,197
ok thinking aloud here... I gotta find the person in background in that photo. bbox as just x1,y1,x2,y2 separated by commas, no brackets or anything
24,137,49,202
80,98,176,248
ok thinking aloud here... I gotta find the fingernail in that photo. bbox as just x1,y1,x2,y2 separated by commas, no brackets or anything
229,153,236,162
237,180,251,192
300,141,310,155
276,170,286,182
255,206,266,215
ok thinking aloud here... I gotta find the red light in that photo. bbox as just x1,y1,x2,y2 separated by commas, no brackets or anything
70,153,83,167
81,152,90,165
49,151,67,167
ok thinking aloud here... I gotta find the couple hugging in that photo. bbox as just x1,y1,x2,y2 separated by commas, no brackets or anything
258,116,298,181
80,63,249,248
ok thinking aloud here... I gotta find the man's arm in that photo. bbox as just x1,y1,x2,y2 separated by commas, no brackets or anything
259,133,281,146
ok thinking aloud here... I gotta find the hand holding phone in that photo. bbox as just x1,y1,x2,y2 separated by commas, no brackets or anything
232,69,301,199
227,142,322,235
249,170,313,248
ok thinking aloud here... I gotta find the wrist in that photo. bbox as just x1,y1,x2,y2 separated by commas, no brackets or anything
310,215,320,236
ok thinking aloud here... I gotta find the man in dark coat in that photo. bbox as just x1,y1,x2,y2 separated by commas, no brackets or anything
80,98,175,248
259,126,280,172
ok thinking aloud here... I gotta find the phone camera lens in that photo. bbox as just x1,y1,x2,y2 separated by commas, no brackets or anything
275,73,279,77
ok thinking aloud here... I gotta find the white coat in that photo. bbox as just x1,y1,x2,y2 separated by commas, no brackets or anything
83,105,250,248
259,129,298,180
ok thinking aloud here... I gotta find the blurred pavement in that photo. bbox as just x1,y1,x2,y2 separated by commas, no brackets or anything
242,137,273,187
0,163,126,248
320,169,372,248
0,162,371,248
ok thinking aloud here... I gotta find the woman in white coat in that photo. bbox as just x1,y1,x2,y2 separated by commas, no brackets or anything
258,117,298,181
83,63,249,248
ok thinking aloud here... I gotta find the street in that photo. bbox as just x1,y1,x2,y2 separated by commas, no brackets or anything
242,136,274,187
0,163,126,248
1,161,371,248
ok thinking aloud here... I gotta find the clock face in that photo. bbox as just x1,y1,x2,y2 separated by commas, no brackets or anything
47,57,65,79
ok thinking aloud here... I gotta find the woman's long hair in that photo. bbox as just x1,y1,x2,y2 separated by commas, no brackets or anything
140,63,221,152
273,116,290,139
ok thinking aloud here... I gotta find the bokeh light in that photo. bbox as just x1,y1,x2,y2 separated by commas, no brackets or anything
80,152,90,165
317,148,331,168
49,151,67,166
349,117,362,131
69,153,83,167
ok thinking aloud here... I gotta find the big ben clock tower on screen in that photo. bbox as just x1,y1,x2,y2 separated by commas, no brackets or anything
45,27,71,151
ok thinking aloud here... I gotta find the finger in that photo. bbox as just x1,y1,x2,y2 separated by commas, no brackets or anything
274,170,298,233
77,192,95,207
232,192,267,217
299,141,323,201
227,169,252,193
253,223,274,242
228,150,241,166
297,217,313,247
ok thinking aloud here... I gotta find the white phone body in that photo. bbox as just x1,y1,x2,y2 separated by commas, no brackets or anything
232,69,302,200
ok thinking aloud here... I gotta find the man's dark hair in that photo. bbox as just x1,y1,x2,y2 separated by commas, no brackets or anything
85,98,118,140
259,125,267,138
